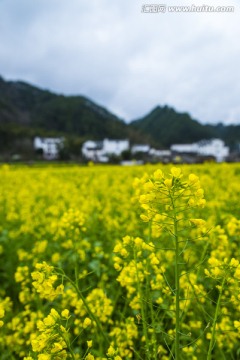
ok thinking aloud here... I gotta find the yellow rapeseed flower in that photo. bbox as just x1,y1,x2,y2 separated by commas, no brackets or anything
83,317,92,328
87,340,93,348
164,178,172,188
171,167,182,178
85,354,95,360
153,169,164,180
107,345,116,356
61,309,70,319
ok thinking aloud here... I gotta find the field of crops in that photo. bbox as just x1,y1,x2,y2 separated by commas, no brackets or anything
0,163,240,360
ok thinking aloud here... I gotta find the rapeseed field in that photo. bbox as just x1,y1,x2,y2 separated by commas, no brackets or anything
0,163,240,359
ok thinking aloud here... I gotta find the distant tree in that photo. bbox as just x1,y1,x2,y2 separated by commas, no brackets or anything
121,149,132,161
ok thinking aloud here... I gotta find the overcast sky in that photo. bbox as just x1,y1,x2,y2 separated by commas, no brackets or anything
1,0,240,124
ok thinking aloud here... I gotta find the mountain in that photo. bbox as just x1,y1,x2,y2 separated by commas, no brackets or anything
130,106,240,149
0,75,128,137
131,105,213,148
0,75,149,156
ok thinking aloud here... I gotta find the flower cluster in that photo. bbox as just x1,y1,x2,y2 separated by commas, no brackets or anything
136,167,206,224
133,167,207,251
31,262,64,301
30,308,69,359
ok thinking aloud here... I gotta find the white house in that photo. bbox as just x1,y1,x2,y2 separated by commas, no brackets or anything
149,149,171,157
171,139,229,162
171,143,199,154
82,138,130,162
81,140,103,161
131,144,150,154
102,138,129,156
197,139,229,162
33,137,64,160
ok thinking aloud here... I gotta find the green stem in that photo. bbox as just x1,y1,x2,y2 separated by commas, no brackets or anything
147,221,158,360
196,240,210,279
170,191,180,360
147,274,158,360
74,265,109,345
58,269,109,345
174,212,180,360
134,249,150,359
73,247,108,353
207,276,226,360
180,239,210,325
61,331,76,360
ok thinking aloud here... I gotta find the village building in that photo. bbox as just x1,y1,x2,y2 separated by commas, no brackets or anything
171,138,229,163
82,138,130,162
33,137,64,160
149,148,172,163
131,144,150,154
